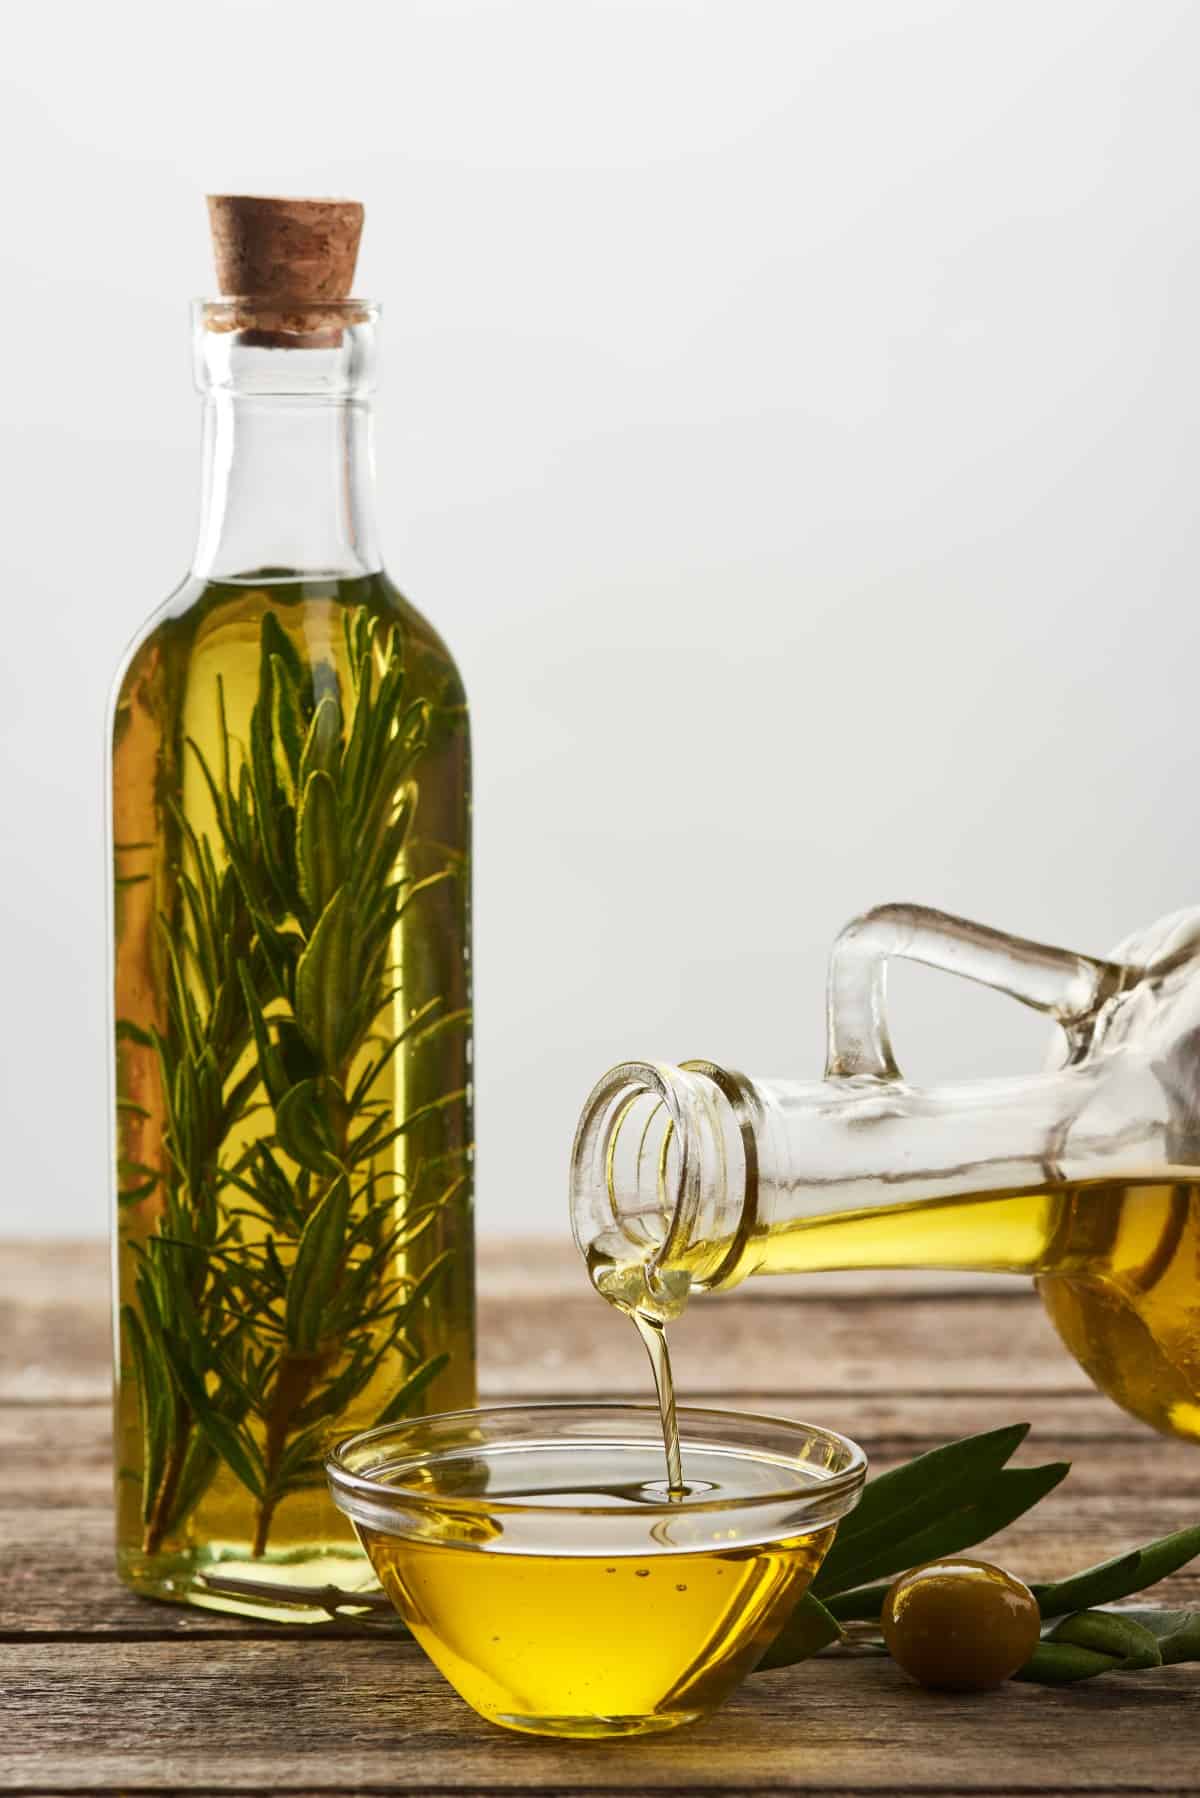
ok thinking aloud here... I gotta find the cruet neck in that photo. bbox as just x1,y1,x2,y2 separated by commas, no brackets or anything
190,300,382,583
569,1059,758,1295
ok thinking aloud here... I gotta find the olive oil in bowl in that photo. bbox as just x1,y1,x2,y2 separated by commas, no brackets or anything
327,1403,865,1737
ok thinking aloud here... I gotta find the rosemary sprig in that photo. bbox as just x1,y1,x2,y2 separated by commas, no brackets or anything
755,1425,1200,1686
117,606,470,1556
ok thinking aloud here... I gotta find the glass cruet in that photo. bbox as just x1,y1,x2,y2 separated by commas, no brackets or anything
570,901,1200,1440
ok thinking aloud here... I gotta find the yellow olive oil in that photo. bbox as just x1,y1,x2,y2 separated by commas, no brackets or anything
358,1442,833,1736
592,1179,1200,1442
112,574,474,1618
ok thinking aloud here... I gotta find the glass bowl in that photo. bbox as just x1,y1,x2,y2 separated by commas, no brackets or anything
326,1401,866,1738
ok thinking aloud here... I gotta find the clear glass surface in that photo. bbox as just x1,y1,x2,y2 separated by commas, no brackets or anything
571,904,1200,1439
109,299,474,1621
328,1402,865,1737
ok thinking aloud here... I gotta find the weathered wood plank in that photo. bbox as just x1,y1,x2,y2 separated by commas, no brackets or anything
2,1639,1197,1790
1,1235,1086,1405
5,1242,1198,1791
4,1400,1198,1637
0,1391,1166,1507
0,1236,1030,1303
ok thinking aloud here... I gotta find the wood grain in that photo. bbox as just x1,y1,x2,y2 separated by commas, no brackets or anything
3,1241,1199,1792
1,1240,1084,1404
2,1638,1197,1791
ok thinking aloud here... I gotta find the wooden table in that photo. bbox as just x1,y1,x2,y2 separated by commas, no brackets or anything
4,1240,1198,1794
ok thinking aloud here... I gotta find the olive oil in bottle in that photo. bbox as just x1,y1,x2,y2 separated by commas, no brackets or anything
110,198,474,1619
580,1070,1200,1444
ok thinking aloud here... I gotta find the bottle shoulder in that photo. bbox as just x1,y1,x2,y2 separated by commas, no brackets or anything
372,572,468,705
112,568,467,721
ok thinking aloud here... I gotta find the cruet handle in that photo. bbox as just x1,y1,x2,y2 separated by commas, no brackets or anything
825,903,1128,1080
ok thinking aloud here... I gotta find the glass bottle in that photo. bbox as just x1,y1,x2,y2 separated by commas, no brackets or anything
570,902,1200,1442
109,198,474,1619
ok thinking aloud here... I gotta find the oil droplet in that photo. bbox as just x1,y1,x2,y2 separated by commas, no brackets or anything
635,1569,650,1578
676,1583,687,1592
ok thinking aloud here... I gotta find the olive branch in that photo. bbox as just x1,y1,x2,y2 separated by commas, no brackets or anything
117,607,470,1557
756,1422,1200,1685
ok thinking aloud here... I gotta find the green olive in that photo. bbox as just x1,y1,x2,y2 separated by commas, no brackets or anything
881,1558,1041,1691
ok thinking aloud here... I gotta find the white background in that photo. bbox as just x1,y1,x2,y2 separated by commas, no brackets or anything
3,0,1199,1239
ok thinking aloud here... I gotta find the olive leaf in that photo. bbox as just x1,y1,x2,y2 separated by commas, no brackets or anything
755,1426,1200,1691
1033,1521,1200,1618
756,1593,844,1671
813,1424,1064,1599
1048,1609,1162,1670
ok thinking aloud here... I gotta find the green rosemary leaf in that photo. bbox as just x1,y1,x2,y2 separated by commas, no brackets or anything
117,1177,160,1205
356,786,417,902
115,1098,152,1118
755,1592,844,1672
394,1248,454,1320
238,964,288,1109
270,654,305,805
340,655,376,812
116,1019,155,1048
118,1156,160,1180
286,1174,351,1352
395,865,456,920
348,996,443,1108
1033,1522,1200,1618
221,1063,263,1136
261,609,304,685
167,1436,220,1536
122,1306,170,1524
119,603,469,1555
168,1356,264,1501
299,693,343,786
292,1347,376,1432
177,868,218,1003
275,1421,334,1488
297,769,342,921
347,1089,468,1167
247,699,290,905
295,887,354,1071
275,1078,344,1175
391,1185,467,1251
373,1352,451,1428
269,1018,319,1089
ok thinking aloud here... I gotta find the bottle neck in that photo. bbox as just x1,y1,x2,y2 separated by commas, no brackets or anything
569,1061,755,1300
569,1046,1182,1300
192,393,381,581
190,299,383,583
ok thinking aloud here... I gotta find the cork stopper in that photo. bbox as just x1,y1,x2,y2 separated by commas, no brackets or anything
205,195,366,342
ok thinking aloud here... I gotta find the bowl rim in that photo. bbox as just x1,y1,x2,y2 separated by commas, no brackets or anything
325,1399,867,1521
